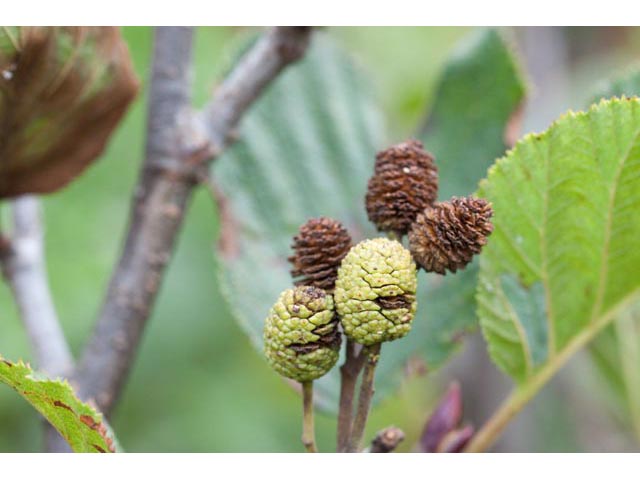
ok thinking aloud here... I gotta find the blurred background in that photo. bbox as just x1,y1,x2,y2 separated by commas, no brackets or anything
1,26,640,452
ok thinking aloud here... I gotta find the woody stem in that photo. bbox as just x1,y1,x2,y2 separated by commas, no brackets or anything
336,339,366,452
347,343,382,452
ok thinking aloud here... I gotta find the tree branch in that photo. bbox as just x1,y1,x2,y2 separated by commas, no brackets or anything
72,26,313,419
73,26,198,416
0,196,73,376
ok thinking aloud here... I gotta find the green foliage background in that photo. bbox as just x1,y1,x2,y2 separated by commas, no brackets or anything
2,27,640,452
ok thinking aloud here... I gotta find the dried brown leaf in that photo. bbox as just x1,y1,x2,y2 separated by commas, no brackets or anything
0,27,139,197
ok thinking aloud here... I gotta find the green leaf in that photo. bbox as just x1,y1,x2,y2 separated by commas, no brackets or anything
215,29,526,409
0,354,119,452
587,70,640,439
421,28,526,199
477,98,640,392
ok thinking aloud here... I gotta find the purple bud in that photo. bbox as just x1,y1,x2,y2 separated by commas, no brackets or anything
419,382,464,452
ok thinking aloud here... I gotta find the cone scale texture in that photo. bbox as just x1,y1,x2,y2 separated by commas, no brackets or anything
365,140,438,236
334,238,417,345
409,196,494,274
263,286,341,382
289,217,352,291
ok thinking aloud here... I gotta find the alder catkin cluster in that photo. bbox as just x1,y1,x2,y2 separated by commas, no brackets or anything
262,139,494,383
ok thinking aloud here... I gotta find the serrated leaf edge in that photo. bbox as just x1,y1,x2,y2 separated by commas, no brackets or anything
0,355,119,452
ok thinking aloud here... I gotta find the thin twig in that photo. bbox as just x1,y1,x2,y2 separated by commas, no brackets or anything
348,343,382,452
462,386,525,453
301,381,317,453
0,196,73,376
365,426,405,453
201,27,311,150
72,26,313,419
336,339,366,452
0,196,74,452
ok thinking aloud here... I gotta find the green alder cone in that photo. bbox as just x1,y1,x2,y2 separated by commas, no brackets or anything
335,238,418,345
263,286,341,382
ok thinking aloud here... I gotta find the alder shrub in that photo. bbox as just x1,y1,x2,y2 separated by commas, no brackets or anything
0,26,639,453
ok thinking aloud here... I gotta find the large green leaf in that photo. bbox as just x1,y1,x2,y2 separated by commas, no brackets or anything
214,29,526,409
0,354,119,452
477,98,640,396
587,69,640,440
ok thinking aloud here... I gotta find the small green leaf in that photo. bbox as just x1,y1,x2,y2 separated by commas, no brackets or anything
0,354,119,452
477,98,640,389
420,28,526,199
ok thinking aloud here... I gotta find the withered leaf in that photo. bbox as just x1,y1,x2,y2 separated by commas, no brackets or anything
0,27,139,197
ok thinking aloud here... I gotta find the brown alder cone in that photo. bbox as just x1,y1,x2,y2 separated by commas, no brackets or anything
365,139,438,236
289,217,353,291
408,197,494,274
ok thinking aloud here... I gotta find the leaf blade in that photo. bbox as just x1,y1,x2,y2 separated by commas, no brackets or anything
478,98,640,384
588,69,640,439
